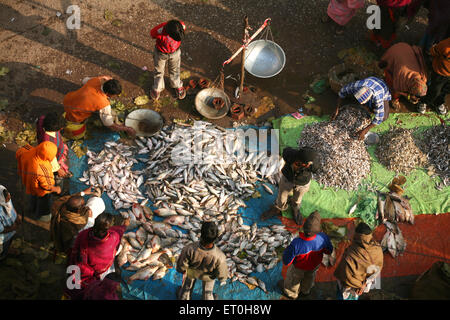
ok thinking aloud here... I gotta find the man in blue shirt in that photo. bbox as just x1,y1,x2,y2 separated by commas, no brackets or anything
332,76,392,140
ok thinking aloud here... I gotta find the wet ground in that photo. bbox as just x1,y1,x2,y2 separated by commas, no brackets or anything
0,0,435,299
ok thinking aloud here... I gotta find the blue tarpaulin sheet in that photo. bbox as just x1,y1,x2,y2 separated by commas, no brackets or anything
68,128,285,300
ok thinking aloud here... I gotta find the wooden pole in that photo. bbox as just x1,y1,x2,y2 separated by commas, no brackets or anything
239,15,249,98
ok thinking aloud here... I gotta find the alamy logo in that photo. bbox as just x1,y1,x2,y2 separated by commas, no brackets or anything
66,265,81,290
366,5,381,30
66,5,81,30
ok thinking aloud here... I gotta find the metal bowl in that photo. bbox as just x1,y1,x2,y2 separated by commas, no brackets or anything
125,109,163,137
244,40,286,78
365,132,380,145
195,88,230,119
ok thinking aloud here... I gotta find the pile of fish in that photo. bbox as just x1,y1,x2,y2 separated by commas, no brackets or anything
375,127,428,174
117,203,294,292
141,121,283,220
80,142,146,210
421,124,450,189
81,121,289,292
377,191,414,225
298,106,372,190
381,221,406,258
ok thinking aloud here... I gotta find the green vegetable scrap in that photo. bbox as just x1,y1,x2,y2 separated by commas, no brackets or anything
173,118,194,126
0,98,8,111
0,66,10,76
71,139,87,158
15,123,37,147
302,92,316,104
134,95,150,106
237,250,248,259
42,27,51,36
180,70,191,80
138,72,150,87
104,9,114,21
351,194,378,229
251,190,261,199
310,75,328,94
107,61,121,70
321,221,348,249
111,19,123,27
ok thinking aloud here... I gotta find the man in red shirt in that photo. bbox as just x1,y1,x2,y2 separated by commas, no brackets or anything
150,20,186,101
278,211,333,299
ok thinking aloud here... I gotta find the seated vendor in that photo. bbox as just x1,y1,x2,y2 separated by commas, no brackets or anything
378,42,428,110
63,76,136,139
331,76,392,140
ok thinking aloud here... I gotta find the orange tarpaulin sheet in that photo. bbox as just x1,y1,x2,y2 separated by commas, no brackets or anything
280,213,450,282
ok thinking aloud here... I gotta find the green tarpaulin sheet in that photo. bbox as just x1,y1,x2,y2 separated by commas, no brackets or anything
272,112,450,225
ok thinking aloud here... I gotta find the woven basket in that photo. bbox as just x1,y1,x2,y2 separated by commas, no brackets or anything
328,63,360,94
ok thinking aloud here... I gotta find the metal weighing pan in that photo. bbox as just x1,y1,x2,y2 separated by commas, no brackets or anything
195,88,231,120
125,109,163,137
244,40,286,78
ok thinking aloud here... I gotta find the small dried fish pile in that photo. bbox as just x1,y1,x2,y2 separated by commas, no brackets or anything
80,142,146,209
421,124,450,188
81,120,286,290
381,221,406,258
297,106,371,190
375,128,428,174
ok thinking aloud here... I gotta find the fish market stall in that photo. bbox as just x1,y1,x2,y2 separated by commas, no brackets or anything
68,122,290,300
66,108,449,300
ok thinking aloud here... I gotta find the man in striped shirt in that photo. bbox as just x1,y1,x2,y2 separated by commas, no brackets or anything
332,76,392,140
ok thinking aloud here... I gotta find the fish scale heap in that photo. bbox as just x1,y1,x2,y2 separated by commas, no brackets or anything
422,124,450,188
82,121,291,293
375,127,428,174
297,106,372,190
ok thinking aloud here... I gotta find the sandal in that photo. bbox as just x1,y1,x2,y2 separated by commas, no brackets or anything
418,103,426,114
176,87,186,100
437,104,447,115
150,89,160,101
335,25,345,35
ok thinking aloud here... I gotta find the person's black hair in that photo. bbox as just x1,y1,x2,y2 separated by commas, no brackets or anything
93,212,114,239
66,195,85,212
200,221,218,245
164,20,184,41
102,79,122,96
43,112,65,132
3,189,9,200
355,222,372,235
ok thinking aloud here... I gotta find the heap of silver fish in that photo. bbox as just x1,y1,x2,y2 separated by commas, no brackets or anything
81,121,288,292
421,124,449,188
375,127,428,175
297,106,372,190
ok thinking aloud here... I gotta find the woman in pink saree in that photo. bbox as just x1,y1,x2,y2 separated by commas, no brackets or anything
323,0,365,34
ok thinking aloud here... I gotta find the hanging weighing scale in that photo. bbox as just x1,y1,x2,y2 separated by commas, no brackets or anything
194,16,285,120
